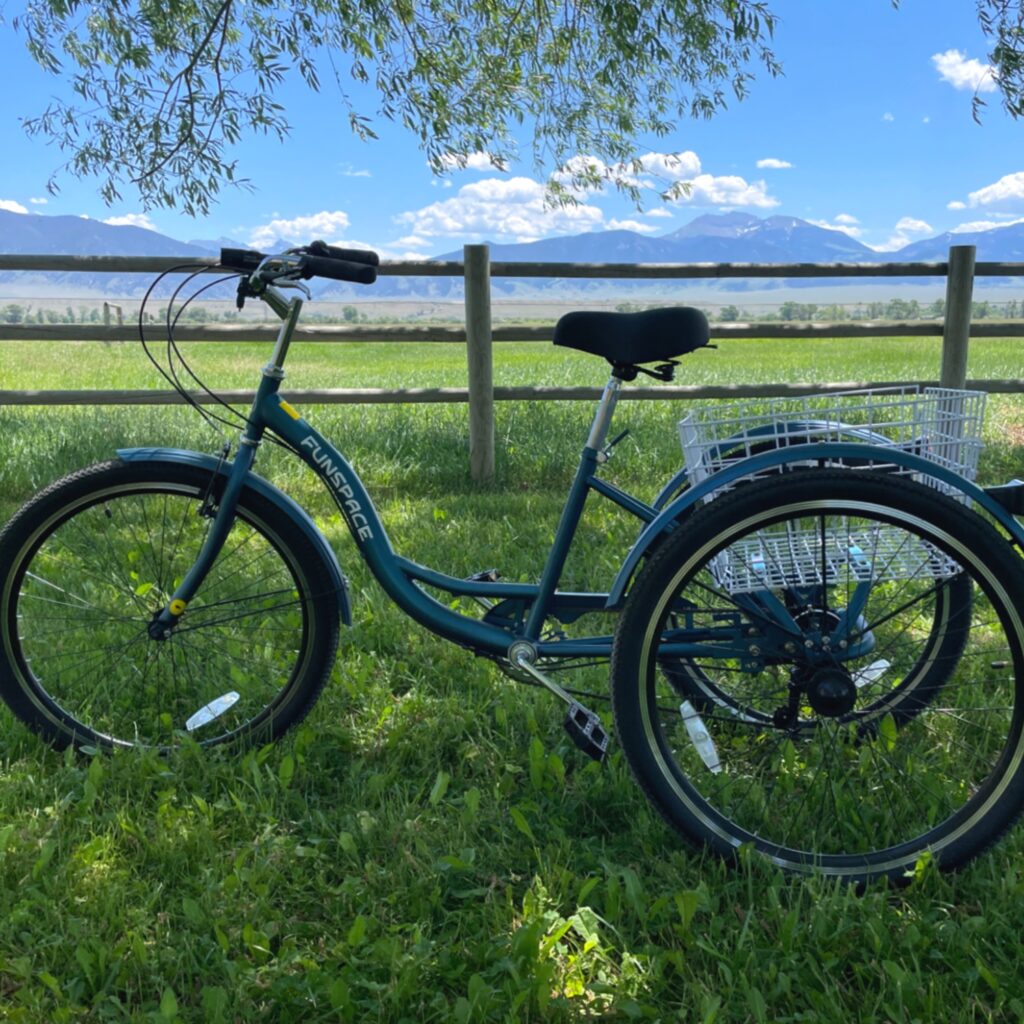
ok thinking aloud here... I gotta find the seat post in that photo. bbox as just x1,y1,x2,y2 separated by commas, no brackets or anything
585,375,623,452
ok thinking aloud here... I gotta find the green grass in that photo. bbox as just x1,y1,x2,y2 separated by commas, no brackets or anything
1,336,1024,1021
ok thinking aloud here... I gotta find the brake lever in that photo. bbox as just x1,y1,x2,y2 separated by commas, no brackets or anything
249,255,312,297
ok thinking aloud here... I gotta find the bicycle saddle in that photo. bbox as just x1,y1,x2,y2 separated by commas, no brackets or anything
552,306,710,366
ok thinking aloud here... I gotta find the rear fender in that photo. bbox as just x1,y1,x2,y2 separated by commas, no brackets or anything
117,447,351,625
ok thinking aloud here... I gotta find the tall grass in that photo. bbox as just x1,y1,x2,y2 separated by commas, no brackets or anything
0,336,1023,1021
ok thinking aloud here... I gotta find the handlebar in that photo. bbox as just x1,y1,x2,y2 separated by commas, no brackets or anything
220,241,379,285
306,240,379,266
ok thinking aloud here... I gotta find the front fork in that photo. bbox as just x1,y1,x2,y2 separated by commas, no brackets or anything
147,441,259,639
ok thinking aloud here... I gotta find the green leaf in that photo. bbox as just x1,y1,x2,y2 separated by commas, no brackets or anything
182,897,204,925
675,889,700,931
428,770,450,806
159,987,178,1019
329,978,350,1011
509,805,536,843
347,914,368,946
977,958,1001,994
200,986,229,1020
878,712,898,751
38,971,62,997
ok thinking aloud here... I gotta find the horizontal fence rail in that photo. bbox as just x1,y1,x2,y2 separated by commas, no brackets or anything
4,321,1024,344
2,244,1023,480
0,252,1021,278
6,379,1024,409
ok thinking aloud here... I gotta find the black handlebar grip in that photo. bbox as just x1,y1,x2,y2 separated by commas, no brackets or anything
220,247,266,271
308,240,380,266
301,255,377,285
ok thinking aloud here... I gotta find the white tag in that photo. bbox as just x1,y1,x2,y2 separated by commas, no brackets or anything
680,700,723,773
185,691,241,732
853,659,891,688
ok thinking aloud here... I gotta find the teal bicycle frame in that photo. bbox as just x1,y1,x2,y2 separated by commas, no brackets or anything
142,286,1024,678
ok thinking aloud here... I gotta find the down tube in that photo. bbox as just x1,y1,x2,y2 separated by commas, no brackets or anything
261,395,514,653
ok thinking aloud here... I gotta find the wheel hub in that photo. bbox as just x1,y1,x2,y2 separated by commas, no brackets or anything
806,667,857,718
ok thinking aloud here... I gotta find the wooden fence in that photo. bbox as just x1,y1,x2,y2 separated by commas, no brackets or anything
1,244,1023,481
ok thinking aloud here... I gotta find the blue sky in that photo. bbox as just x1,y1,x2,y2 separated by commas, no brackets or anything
0,0,1021,256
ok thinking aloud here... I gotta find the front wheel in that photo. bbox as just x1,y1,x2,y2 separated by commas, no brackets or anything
0,459,341,750
611,470,1024,883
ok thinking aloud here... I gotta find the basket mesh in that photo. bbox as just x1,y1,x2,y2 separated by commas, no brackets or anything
679,387,985,593
710,523,962,596
679,386,985,493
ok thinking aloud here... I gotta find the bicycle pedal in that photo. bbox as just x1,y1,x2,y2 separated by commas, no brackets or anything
563,701,609,763
467,568,501,582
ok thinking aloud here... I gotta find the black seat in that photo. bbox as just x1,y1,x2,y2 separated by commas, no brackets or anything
552,307,710,365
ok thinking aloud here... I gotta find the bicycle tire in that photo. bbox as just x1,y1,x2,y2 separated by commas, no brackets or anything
0,459,341,750
611,470,1024,882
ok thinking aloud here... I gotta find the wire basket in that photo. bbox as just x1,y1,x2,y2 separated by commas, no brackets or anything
678,386,987,594
678,386,986,494
708,523,963,596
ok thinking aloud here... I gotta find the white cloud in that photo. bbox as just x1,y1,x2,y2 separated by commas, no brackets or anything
808,215,863,238
932,49,997,93
396,176,603,242
0,199,28,214
869,216,936,252
672,174,778,209
339,164,371,178
967,171,1024,208
635,150,703,182
947,200,967,210
556,151,702,191
29,197,48,205
895,216,933,234
607,219,658,233
394,234,431,249
645,208,673,218
922,116,931,124
553,150,777,208
248,210,351,248
869,237,909,253
882,112,895,122
951,217,1024,233
104,213,157,231
756,158,792,169
438,152,506,172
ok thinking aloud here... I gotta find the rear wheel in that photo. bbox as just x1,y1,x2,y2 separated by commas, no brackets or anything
611,471,1024,882
0,460,340,750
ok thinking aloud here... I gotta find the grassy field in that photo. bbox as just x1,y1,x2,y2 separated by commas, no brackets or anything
1,334,1024,1021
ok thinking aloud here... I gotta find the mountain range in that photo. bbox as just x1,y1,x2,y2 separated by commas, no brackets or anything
436,213,882,264
1,209,1022,299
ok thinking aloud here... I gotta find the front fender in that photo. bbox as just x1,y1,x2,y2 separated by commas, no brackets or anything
117,447,351,625
608,441,1024,608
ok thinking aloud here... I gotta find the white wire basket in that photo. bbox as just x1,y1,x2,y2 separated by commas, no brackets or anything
678,386,986,493
709,523,964,596
678,386,987,594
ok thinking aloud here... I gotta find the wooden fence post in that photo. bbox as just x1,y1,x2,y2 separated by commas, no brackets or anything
464,244,495,482
941,245,976,389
